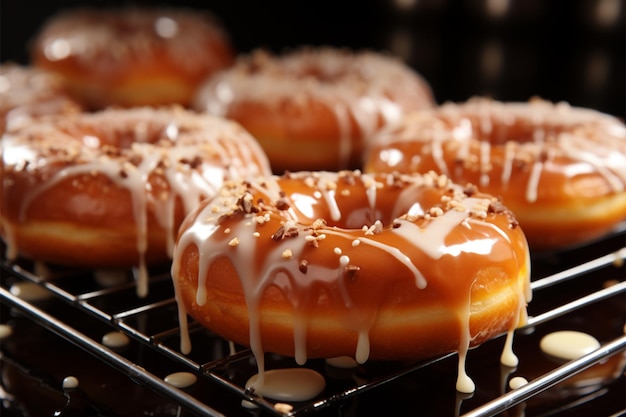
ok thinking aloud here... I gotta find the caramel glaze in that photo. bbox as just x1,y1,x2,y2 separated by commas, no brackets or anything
364,97,626,251
31,6,235,110
193,47,435,172
172,170,531,392
1,107,271,296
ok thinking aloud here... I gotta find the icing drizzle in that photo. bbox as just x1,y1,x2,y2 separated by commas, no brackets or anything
172,170,531,393
369,97,626,202
2,107,271,296
194,47,434,169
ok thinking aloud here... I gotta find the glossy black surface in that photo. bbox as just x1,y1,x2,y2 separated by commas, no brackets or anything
1,228,624,417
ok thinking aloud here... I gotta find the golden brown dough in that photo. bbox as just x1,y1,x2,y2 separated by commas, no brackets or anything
365,97,626,250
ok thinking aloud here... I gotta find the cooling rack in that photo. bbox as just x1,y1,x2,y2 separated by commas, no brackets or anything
1,224,625,417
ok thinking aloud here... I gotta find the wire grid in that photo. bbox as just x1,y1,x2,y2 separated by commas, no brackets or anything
1,227,625,417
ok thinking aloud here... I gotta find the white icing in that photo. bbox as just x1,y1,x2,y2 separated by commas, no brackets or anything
3,108,270,296
245,368,325,402
372,97,626,201
325,356,359,369
62,376,79,389
195,48,433,169
0,324,13,339
164,371,197,388
9,282,51,302
36,7,230,73
540,331,601,361
94,269,129,287
172,171,530,395
102,331,130,348
509,376,528,390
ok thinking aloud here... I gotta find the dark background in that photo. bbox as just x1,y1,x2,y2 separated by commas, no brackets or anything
1,0,624,119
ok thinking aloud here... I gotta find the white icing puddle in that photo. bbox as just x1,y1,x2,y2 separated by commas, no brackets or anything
164,372,197,389
325,356,359,369
509,376,528,390
0,324,13,339
62,376,79,389
9,282,51,302
245,368,326,402
94,269,129,287
540,330,600,361
101,331,130,348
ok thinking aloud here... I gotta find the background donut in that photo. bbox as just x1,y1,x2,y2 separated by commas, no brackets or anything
1,0,624,121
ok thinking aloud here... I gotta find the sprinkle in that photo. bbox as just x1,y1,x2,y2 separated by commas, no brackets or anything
253,232,260,238
223,228,231,234
334,247,342,255
299,260,309,273
282,249,293,259
228,237,240,247
429,207,444,217
352,239,361,247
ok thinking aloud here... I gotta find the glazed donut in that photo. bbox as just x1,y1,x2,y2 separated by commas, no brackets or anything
0,64,81,134
364,97,626,250
193,47,435,172
1,107,271,296
172,170,531,392
31,6,234,110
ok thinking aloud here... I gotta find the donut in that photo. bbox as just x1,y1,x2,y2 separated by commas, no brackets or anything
364,97,626,250
1,107,271,296
193,47,435,172
0,64,82,134
30,6,235,110
171,170,531,392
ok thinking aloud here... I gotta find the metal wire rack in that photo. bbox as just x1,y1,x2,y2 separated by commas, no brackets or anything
1,224,625,417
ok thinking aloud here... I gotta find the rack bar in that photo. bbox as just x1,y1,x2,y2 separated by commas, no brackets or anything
0,286,226,417
462,335,626,417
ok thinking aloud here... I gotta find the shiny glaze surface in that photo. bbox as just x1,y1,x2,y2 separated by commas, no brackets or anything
0,64,81,134
31,7,234,108
365,97,626,249
172,170,531,392
194,48,434,171
1,107,271,295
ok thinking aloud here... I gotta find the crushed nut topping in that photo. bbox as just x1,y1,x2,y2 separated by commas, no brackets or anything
299,259,309,274
363,220,383,235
